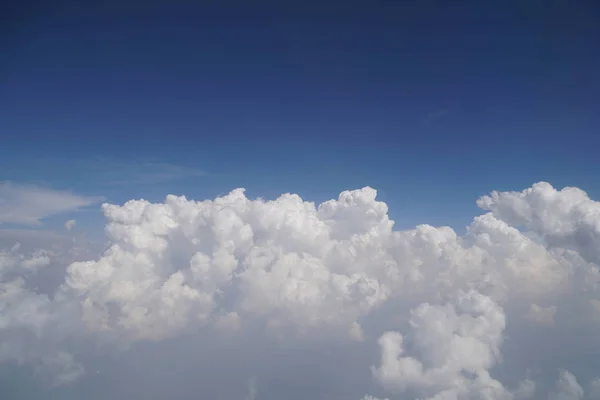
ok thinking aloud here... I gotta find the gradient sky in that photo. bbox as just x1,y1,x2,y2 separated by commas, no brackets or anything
2,0,599,229
4,2,600,399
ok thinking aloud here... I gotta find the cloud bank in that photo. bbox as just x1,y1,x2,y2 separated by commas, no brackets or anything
2,182,600,399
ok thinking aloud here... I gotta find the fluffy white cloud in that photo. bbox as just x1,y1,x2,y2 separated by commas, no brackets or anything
371,290,509,399
477,182,600,265
0,182,101,225
3,182,600,399
61,187,393,344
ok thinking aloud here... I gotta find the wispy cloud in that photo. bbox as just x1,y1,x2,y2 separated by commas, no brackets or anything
0,182,103,226
423,108,450,124
82,157,208,186
244,377,258,400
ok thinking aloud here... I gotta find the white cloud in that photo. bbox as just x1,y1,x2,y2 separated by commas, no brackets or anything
2,182,600,399
371,290,509,399
477,182,600,265
64,220,76,231
0,245,83,385
550,370,584,400
0,182,102,225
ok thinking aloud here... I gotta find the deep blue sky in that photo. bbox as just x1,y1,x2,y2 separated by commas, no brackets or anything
2,0,599,230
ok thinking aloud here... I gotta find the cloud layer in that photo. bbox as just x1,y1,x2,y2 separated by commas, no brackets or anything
2,182,600,399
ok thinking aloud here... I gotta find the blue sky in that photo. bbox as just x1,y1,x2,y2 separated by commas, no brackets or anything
2,0,599,231
4,3,600,399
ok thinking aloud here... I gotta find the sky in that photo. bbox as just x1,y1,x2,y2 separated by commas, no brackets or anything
1,1,600,399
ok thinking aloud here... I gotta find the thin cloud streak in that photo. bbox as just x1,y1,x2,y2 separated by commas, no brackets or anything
82,157,208,186
0,182,103,226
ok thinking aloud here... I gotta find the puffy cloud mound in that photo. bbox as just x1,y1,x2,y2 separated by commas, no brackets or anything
63,187,391,343
2,182,600,399
372,290,508,399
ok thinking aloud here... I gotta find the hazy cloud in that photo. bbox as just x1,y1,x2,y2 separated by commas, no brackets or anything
64,220,76,231
0,182,102,226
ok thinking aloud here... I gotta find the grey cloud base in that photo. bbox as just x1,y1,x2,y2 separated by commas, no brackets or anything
2,182,600,399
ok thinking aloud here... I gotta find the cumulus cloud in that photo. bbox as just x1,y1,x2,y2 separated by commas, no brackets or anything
0,182,102,225
371,290,508,399
2,182,600,399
